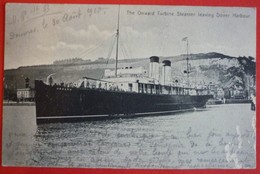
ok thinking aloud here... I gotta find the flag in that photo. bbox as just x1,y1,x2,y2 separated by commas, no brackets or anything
182,37,188,41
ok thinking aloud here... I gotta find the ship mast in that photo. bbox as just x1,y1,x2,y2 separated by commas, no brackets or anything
115,6,120,77
186,38,190,88
182,37,190,88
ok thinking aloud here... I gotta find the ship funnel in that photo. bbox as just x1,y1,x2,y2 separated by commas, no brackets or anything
149,56,160,81
161,60,172,85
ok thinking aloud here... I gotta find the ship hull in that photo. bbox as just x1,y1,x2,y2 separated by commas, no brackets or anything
35,80,213,124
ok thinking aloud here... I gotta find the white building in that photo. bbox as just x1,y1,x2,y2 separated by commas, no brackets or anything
17,88,35,101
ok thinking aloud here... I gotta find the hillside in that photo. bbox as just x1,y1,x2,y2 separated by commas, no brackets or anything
3,52,256,100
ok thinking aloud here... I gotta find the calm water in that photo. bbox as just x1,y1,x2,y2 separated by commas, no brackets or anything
2,104,256,169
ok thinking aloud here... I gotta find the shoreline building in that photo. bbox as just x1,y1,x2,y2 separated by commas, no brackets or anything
17,77,35,102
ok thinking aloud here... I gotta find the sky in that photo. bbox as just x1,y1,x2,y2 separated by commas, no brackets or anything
4,4,256,69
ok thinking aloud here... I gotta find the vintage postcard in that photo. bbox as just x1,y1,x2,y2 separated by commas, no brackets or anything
2,3,256,168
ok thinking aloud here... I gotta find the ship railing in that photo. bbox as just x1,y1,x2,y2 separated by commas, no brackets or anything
81,77,123,91
55,76,210,96
137,82,209,96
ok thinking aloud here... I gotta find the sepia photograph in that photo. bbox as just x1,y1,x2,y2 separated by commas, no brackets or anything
2,3,256,169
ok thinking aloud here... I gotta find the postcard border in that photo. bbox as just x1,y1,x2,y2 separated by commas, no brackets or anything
0,0,259,174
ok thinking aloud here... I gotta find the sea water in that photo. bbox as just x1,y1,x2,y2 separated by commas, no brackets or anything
2,104,256,168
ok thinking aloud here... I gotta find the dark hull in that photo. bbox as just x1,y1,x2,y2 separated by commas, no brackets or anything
35,80,213,124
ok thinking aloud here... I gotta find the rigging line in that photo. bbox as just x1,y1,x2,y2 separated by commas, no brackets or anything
101,35,117,79
79,41,112,59
76,43,104,58
85,33,116,57
125,41,132,59
120,42,127,60
76,41,104,58
123,28,134,59
106,34,117,63
79,34,116,58
120,38,130,60
118,34,126,59
120,34,133,60
123,45,129,59
76,33,116,58
125,42,132,59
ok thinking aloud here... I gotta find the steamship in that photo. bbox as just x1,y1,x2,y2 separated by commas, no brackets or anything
35,9,213,124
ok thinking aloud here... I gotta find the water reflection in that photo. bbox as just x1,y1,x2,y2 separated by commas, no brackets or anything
3,104,256,168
